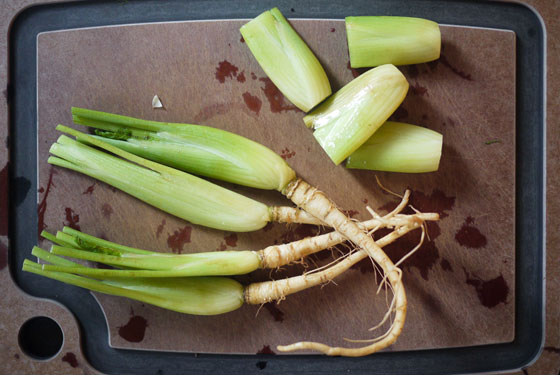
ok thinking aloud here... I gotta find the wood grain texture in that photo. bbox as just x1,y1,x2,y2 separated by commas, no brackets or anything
35,20,516,354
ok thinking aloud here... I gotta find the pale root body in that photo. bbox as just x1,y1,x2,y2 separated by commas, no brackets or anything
259,212,437,269
270,206,323,225
245,222,418,304
273,178,411,356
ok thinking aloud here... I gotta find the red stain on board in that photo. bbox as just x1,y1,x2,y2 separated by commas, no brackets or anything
118,310,148,343
0,163,7,236
411,82,428,96
14,353,19,360
262,222,274,232
544,346,560,354
455,216,487,248
362,198,368,204
101,203,113,219
389,107,409,121
64,208,80,231
251,72,257,80
61,352,78,368
167,226,192,253
439,54,473,81
280,147,296,160
242,92,262,114
194,102,234,123
259,77,300,113
215,242,227,251
224,233,238,247
278,224,320,244
342,209,359,218
464,269,509,308
330,27,336,32
82,183,96,195
156,219,166,239
215,60,239,83
0,242,7,271
440,258,453,272
346,61,367,78
257,345,276,354
37,167,56,236
264,302,285,322
240,36,245,43
237,71,246,83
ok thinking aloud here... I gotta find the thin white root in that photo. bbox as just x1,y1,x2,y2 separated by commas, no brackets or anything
245,224,417,305
259,211,437,269
274,179,417,356
375,175,403,199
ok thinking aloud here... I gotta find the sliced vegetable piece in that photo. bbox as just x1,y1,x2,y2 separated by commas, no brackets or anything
304,64,409,165
240,7,331,112
346,16,441,68
346,121,443,173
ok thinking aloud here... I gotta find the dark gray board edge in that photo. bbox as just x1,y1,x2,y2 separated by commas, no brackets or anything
7,1,545,374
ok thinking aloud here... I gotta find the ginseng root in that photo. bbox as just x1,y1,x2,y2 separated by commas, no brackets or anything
278,178,412,356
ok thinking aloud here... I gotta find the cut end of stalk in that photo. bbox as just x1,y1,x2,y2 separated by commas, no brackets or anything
240,7,331,112
346,121,443,173
304,65,409,165
346,16,441,68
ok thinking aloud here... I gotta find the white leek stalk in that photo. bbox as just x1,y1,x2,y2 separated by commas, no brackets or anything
240,7,331,112
346,16,441,68
304,64,409,165
346,121,443,173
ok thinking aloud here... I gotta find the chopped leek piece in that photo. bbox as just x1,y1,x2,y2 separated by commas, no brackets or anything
304,64,409,165
346,121,443,173
49,126,271,232
346,16,441,68
240,7,331,112
72,107,295,191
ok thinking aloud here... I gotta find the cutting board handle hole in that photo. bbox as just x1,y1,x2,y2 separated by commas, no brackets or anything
18,316,64,360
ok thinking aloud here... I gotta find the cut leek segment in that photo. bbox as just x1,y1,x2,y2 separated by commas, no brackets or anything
346,121,443,173
346,16,441,68
72,107,295,191
304,64,409,165
240,7,331,112
48,126,271,232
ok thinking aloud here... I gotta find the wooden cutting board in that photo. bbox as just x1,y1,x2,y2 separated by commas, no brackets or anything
36,19,515,354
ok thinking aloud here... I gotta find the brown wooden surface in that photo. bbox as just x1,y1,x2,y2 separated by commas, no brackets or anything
34,20,516,355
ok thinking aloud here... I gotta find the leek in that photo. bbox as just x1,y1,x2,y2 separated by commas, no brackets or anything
49,126,270,232
72,107,295,191
240,7,331,112
23,258,244,316
346,16,441,68
304,64,409,165
346,121,443,173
